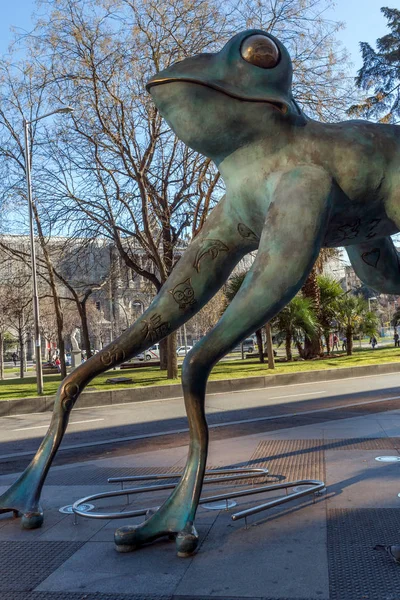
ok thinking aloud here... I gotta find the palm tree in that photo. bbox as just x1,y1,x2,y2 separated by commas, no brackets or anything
272,296,318,361
301,248,340,358
225,271,267,362
335,294,379,355
317,275,343,354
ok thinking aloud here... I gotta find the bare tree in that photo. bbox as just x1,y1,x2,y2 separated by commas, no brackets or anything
1,273,33,378
0,286,9,379
0,0,351,380
0,55,74,378
24,0,350,378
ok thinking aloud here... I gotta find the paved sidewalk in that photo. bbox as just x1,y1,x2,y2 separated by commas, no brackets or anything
1,406,400,599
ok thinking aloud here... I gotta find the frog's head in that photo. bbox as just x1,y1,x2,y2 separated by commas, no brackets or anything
146,30,304,163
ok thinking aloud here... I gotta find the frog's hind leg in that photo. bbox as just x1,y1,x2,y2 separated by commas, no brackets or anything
346,237,400,294
0,196,252,530
114,166,332,557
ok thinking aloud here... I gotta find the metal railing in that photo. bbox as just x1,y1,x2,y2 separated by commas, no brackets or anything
72,467,325,526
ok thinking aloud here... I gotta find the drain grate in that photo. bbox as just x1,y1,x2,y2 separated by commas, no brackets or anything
244,439,325,483
0,541,83,592
328,508,400,600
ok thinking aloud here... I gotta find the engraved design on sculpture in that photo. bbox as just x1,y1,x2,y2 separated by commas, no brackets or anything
141,314,170,341
193,239,229,272
336,219,361,241
361,248,380,268
237,222,260,242
366,218,381,239
100,343,126,367
3,28,400,561
169,278,196,310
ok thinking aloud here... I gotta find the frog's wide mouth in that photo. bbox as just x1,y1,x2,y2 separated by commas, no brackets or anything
146,78,288,114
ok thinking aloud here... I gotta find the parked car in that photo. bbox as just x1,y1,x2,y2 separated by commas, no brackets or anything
137,343,160,361
233,338,255,353
176,346,193,356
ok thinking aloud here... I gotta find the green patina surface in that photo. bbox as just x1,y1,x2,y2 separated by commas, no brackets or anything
3,30,400,556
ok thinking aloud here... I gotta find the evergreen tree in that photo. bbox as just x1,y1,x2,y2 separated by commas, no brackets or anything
348,7,400,123
317,275,343,354
272,296,317,362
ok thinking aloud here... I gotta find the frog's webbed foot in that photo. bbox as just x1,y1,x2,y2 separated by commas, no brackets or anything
0,477,43,529
115,465,203,557
115,517,199,557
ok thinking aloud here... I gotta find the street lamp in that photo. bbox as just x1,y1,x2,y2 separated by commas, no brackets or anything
23,106,74,394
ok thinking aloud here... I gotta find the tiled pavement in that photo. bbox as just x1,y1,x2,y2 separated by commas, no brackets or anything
1,411,400,599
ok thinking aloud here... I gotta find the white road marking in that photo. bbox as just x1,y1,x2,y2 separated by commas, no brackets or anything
12,418,104,432
269,391,326,400
2,393,400,460
2,369,400,418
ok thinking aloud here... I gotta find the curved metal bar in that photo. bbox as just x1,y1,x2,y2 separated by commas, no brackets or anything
230,480,325,520
108,467,269,485
73,467,269,519
72,469,324,523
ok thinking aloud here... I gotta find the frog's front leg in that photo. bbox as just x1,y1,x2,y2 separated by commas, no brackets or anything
114,166,333,557
0,196,253,530
346,237,400,294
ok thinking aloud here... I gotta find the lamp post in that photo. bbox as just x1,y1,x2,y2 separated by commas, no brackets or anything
23,106,74,394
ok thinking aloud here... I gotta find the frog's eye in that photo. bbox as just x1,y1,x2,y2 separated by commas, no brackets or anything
240,35,280,69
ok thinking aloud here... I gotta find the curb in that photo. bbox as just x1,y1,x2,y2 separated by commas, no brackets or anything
2,361,400,417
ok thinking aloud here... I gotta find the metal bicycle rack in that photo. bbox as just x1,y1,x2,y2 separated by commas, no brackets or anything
72,467,325,527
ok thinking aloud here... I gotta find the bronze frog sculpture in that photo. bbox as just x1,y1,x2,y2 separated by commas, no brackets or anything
1,29,399,557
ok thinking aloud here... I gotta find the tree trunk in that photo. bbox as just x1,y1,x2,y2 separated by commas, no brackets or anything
255,328,264,363
167,332,178,379
302,266,322,358
285,332,293,361
33,204,67,376
58,335,66,379
19,330,25,379
79,301,92,358
295,341,304,358
159,338,168,370
324,331,331,355
0,332,3,380
265,323,275,369
346,325,353,356
55,310,66,379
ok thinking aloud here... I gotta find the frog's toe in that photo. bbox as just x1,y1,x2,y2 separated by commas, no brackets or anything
21,508,44,530
176,524,199,557
114,525,140,553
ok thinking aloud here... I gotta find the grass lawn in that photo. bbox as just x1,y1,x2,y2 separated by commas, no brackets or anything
1,344,400,401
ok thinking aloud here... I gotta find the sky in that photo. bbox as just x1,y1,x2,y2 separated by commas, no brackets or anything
0,0,391,74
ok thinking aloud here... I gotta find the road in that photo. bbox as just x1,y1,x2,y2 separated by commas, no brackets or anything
1,369,400,473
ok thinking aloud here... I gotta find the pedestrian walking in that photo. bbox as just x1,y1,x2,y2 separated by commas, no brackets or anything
55,356,61,373
11,352,18,367
395,332,399,348
342,337,347,351
370,336,378,349
332,333,339,351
